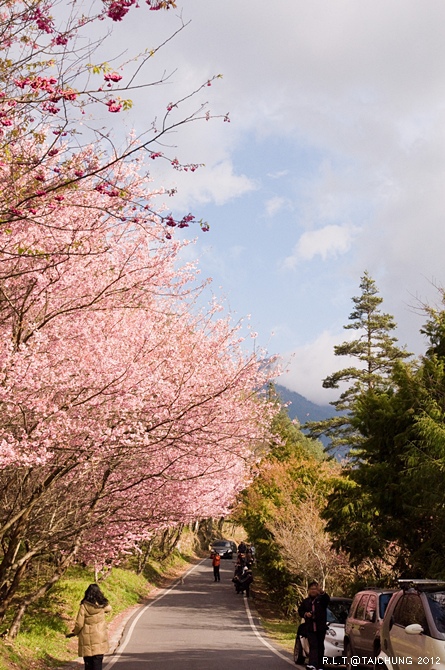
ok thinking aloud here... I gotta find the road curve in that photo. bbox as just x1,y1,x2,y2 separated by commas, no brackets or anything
104,558,296,669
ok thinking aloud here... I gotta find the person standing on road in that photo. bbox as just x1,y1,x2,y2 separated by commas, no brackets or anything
212,551,221,582
67,583,112,670
238,540,247,554
238,569,253,598
298,581,330,670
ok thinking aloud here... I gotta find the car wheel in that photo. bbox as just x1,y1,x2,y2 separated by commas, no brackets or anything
293,635,305,665
372,646,386,670
344,641,353,670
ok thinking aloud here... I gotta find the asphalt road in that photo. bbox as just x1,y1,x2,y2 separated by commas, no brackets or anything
104,558,297,669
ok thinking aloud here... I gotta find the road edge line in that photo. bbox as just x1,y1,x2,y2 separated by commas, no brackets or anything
103,558,206,669
243,596,296,667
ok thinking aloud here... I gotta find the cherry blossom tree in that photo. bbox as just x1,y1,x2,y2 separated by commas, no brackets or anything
0,1,271,638
0,138,277,636
0,0,228,232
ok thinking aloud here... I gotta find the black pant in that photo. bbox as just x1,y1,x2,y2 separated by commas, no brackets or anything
213,565,220,581
307,629,326,669
84,656,104,670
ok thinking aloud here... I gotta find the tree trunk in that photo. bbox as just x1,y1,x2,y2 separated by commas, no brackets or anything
6,543,79,639
197,518,213,550
136,539,154,575
0,559,30,621
159,525,184,560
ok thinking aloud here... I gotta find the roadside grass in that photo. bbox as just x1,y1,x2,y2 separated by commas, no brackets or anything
0,551,193,670
132,550,190,589
252,573,297,654
259,617,296,653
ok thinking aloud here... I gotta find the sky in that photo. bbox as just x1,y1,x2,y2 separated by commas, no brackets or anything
92,0,445,404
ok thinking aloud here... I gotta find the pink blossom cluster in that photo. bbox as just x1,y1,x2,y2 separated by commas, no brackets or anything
103,0,137,21
164,213,194,229
14,76,78,103
28,5,54,34
106,99,123,113
102,0,176,21
14,76,58,91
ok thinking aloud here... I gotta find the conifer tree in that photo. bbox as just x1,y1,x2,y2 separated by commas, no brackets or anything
324,296,445,577
307,271,410,453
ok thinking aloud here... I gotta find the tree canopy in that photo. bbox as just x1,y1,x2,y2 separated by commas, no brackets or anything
307,271,410,455
324,291,445,578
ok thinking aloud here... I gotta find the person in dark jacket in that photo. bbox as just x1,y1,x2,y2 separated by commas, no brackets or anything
237,541,247,554
233,559,244,592
297,581,330,670
238,569,253,598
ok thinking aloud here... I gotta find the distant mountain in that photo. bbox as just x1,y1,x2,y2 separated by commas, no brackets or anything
275,384,336,425
274,384,340,453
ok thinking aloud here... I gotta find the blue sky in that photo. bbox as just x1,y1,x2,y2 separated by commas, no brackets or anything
89,0,445,403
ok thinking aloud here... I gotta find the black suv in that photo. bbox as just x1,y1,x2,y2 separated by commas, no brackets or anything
344,588,394,668
211,540,236,559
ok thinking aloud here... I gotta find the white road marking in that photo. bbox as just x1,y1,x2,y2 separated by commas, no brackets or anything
103,559,205,669
243,596,296,666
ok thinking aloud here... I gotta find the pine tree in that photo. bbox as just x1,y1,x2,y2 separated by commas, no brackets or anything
306,271,410,454
324,297,445,577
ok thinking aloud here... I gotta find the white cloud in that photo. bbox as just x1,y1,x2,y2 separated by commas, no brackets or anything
285,224,356,267
164,160,257,210
265,196,291,217
267,170,289,179
148,139,257,210
281,330,355,405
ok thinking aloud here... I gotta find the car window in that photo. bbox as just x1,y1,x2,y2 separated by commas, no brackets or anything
379,593,392,619
355,594,370,621
393,594,428,631
350,594,362,618
327,607,337,623
426,592,445,634
366,595,377,622
328,600,351,623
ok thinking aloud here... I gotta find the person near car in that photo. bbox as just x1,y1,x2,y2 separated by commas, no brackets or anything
67,583,112,670
298,581,330,670
211,550,221,582
237,541,247,554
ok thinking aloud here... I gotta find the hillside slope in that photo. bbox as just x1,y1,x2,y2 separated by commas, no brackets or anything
275,384,336,425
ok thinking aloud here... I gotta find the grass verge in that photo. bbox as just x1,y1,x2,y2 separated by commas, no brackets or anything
252,573,297,654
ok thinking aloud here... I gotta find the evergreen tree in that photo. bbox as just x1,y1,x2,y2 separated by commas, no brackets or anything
307,271,410,454
324,293,445,578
